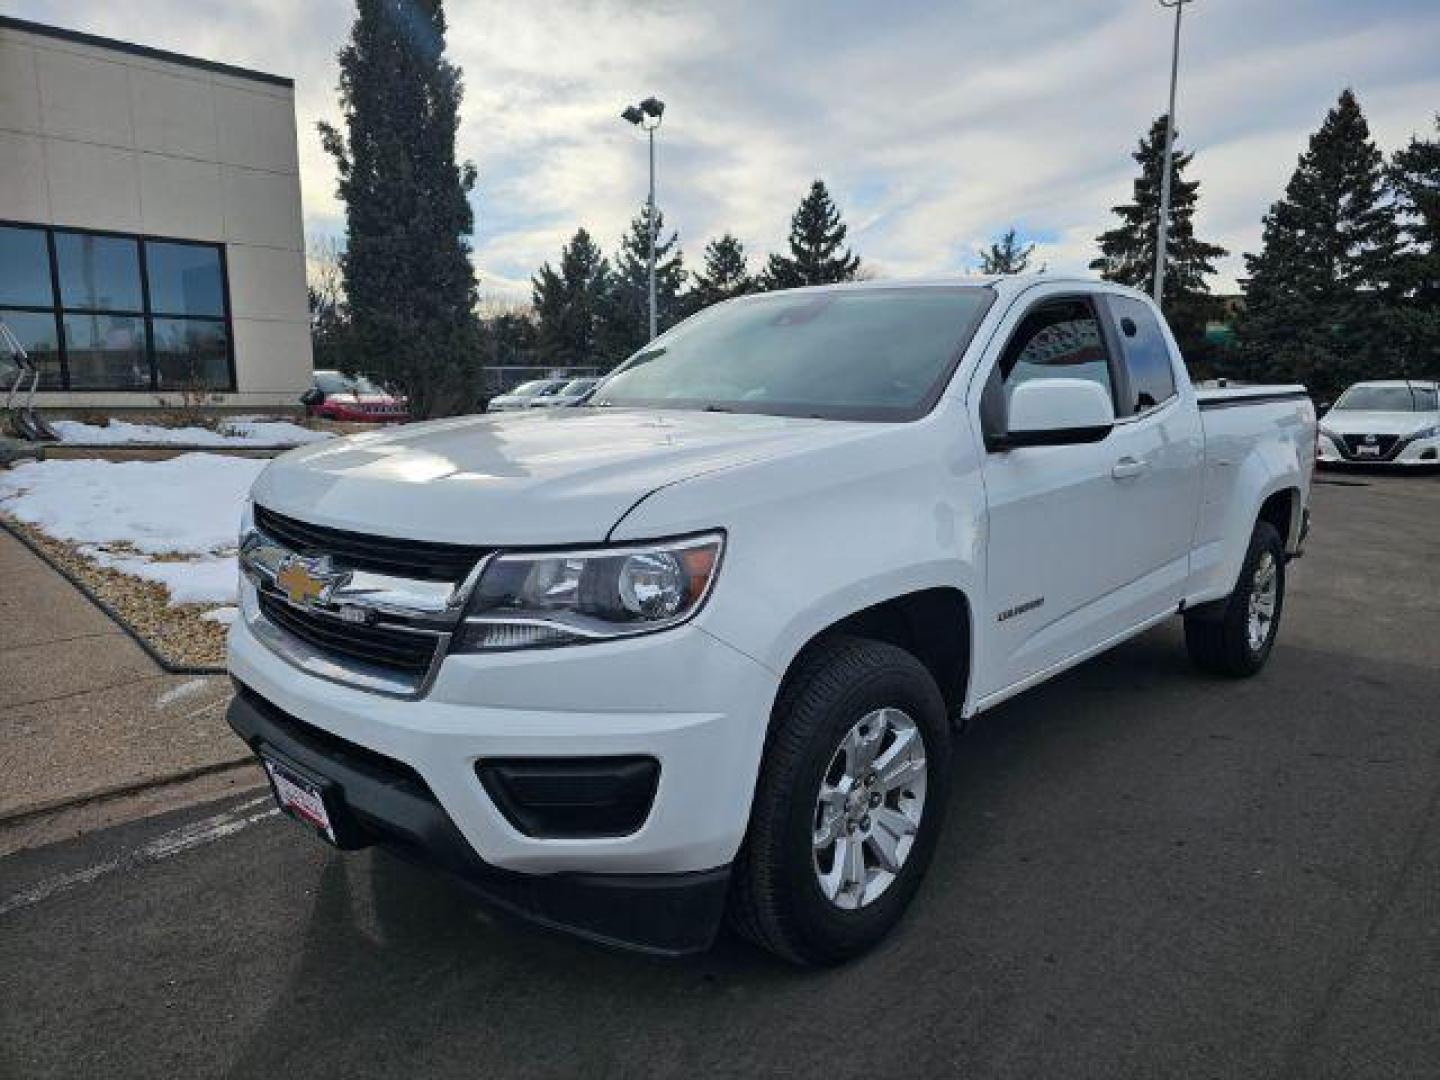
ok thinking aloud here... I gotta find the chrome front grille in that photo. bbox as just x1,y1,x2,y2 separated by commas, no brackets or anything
240,506,489,697
256,592,441,680
254,505,490,582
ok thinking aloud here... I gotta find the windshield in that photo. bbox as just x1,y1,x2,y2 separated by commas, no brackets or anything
592,286,996,421
1334,385,1438,412
534,381,567,396
561,378,597,395
315,371,384,395
508,380,549,396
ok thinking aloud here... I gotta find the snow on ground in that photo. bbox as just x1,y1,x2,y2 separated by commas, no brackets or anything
52,418,333,447
0,453,263,613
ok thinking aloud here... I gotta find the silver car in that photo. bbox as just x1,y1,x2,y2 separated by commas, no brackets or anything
532,377,601,408
487,378,570,412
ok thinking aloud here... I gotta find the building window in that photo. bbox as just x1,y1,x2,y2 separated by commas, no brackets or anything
0,225,54,307
0,222,233,392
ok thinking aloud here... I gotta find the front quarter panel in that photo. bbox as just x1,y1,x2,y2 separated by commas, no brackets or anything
610,415,986,693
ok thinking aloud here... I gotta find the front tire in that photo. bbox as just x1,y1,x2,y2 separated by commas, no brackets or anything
1184,521,1286,677
728,636,950,965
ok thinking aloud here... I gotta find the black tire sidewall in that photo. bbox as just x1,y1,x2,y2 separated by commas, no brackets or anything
1234,522,1286,670
774,648,949,960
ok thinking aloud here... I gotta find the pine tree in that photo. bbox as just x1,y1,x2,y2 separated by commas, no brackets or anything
687,233,755,312
531,228,611,368
1387,116,1440,380
764,180,861,289
1090,116,1227,364
318,0,479,418
1238,90,1405,395
978,228,1036,274
603,204,686,358
1390,116,1440,307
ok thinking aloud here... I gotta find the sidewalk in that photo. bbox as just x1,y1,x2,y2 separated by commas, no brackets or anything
0,529,257,836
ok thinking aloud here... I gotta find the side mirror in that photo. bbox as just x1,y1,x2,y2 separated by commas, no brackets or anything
299,388,323,406
1317,401,1331,414
1000,378,1115,449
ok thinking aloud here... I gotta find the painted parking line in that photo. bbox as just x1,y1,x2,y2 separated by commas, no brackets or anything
0,794,279,917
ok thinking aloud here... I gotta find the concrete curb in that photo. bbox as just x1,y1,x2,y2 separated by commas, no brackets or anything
0,755,256,828
0,519,223,676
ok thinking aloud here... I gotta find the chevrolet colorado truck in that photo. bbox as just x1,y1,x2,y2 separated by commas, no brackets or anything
228,276,1315,965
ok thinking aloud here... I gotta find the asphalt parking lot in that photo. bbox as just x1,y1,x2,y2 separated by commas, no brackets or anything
2,471,1437,1079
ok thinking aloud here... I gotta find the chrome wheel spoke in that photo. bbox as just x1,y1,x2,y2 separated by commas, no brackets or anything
811,707,929,911
872,725,922,791
843,717,886,775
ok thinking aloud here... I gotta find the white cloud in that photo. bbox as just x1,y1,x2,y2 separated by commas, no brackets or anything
12,0,1439,300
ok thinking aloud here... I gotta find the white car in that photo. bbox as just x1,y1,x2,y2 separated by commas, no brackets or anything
229,276,1314,964
1317,380,1440,466
486,377,569,412
531,377,602,408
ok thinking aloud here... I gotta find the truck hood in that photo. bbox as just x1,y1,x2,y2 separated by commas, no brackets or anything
1320,410,1439,437
252,407,874,545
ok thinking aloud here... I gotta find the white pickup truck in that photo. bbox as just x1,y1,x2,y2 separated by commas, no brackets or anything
228,275,1315,964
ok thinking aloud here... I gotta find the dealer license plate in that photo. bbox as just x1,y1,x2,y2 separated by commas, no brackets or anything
1356,444,1380,456
262,755,337,844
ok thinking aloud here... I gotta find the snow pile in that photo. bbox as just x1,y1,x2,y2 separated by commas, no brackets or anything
0,453,264,611
53,418,333,447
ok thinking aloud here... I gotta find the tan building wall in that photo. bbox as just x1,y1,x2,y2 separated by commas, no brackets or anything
0,17,312,411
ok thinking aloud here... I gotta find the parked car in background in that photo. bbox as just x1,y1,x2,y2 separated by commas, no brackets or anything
533,377,602,408
1317,380,1440,466
487,377,570,412
230,276,1314,965
301,371,409,422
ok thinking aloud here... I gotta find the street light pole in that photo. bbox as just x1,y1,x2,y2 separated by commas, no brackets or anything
646,121,656,340
621,97,666,341
1153,0,1193,306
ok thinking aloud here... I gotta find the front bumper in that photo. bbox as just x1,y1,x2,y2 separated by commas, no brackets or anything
228,685,730,956
227,600,779,950
1318,432,1440,466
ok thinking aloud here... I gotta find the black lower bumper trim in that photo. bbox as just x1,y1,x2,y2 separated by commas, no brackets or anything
227,683,730,957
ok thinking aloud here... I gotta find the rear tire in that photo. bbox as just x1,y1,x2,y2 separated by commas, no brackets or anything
728,636,950,965
1184,521,1285,677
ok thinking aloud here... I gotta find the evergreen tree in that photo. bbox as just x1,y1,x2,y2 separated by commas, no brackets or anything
1387,116,1440,380
978,227,1036,274
1390,116,1440,307
318,0,479,418
764,180,861,289
603,204,686,358
531,228,611,368
687,233,755,312
478,308,537,367
1090,115,1227,364
1238,90,1405,395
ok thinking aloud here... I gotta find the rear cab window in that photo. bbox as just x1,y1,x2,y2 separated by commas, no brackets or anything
1106,295,1178,415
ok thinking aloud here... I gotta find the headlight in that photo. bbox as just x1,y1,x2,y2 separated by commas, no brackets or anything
455,532,724,651
239,497,254,544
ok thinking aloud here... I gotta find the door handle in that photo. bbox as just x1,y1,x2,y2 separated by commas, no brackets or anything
1111,456,1148,480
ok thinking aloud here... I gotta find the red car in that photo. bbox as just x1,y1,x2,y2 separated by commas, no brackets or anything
301,370,409,422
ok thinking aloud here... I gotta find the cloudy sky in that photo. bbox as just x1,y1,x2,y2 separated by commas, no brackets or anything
13,0,1439,302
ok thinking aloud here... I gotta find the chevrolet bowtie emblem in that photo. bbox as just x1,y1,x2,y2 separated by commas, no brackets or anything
275,555,347,607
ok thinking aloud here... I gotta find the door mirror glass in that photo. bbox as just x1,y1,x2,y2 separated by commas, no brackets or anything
1002,378,1115,448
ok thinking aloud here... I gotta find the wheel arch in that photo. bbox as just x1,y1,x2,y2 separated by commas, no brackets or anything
774,587,973,721
1256,485,1301,552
